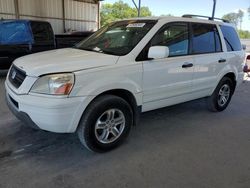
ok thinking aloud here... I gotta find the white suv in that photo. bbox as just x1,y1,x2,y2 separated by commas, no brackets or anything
5,16,245,152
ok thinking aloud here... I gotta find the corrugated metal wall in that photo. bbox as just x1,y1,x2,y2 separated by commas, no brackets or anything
0,0,99,34
0,0,15,19
65,0,98,31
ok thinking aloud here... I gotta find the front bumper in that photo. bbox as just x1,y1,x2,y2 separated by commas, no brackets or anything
5,81,89,133
6,93,40,130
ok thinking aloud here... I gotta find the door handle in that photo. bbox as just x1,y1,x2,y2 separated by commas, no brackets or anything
182,62,193,68
218,59,226,63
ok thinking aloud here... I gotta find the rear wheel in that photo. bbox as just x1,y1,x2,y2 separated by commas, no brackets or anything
207,77,234,112
77,95,133,152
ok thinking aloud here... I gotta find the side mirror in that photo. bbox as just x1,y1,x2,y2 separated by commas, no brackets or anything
148,46,169,60
242,44,246,51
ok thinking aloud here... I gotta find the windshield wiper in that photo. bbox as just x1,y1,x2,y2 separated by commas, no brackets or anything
77,47,105,53
101,50,117,55
77,47,94,52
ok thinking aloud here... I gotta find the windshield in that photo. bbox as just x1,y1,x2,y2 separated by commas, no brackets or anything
76,20,157,56
0,21,33,45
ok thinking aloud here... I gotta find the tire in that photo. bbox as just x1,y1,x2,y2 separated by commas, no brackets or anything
77,95,133,152
207,77,234,112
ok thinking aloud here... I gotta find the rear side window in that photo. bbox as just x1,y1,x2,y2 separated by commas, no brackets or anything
191,23,222,54
151,22,189,57
30,22,54,44
220,25,242,51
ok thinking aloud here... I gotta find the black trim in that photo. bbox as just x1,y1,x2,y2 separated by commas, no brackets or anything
215,25,223,52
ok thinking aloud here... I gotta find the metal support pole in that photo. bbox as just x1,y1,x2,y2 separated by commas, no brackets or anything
14,0,20,19
212,0,216,20
62,0,66,33
138,0,141,17
132,0,141,17
97,1,100,29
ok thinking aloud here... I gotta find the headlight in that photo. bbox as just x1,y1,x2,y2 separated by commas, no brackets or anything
30,73,75,95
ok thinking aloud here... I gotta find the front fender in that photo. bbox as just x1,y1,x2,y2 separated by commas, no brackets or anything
70,63,143,106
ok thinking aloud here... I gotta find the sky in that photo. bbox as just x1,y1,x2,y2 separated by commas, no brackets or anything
102,0,250,31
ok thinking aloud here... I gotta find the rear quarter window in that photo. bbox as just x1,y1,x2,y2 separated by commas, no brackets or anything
220,25,242,52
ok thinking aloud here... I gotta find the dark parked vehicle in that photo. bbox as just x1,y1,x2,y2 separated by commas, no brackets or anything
0,19,93,70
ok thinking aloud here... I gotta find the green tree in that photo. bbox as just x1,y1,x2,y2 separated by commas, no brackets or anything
238,30,250,39
222,13,238,27
238,9,244,30
100,0,152,26
222,10,244,29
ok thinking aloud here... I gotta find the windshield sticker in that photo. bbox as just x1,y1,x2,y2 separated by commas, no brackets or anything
126,23,146,28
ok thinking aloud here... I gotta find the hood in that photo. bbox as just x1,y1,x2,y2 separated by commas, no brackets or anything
13,48,119,76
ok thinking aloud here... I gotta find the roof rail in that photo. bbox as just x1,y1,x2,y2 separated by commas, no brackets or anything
182,14,229,23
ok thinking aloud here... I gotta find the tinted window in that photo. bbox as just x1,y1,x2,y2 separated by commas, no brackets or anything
31,22,54,44
191,23,222,54
220,25,242,51
0,22,32,45
151,23,189,56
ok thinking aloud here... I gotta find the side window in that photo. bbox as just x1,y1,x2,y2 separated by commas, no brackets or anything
191,23,222,54
220,25,242,52
151,23,189,57
31,22,54,44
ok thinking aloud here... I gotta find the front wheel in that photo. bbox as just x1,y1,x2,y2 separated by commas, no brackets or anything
77,95,133,152
207,77,234,112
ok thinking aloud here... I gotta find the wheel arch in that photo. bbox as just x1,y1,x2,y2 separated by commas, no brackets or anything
72,88,142,133
222,72,237,94
89,89,142,127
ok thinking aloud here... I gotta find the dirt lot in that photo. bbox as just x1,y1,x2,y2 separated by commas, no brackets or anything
0,76,250,188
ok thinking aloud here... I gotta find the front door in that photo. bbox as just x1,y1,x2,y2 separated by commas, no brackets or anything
142,22,194,112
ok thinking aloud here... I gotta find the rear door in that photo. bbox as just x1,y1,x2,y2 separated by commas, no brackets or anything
191,23,225,97
219,25,245,79
142,22,194,111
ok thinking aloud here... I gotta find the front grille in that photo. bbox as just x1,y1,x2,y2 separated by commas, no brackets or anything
8,65,26,88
